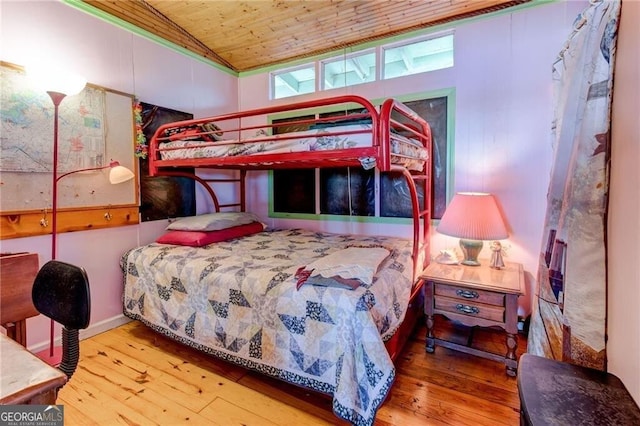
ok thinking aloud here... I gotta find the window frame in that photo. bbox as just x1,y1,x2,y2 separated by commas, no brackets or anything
320,48,377,91
267,88,455,223
270,63,317,100
269,31,456,100
382,31,455,81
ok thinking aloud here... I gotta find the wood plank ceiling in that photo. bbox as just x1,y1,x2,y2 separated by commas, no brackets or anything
84,0,530,72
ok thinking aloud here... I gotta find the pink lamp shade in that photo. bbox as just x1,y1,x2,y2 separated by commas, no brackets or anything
437,192,508,266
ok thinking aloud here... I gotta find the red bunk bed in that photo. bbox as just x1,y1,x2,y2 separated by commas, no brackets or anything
121,95,432,426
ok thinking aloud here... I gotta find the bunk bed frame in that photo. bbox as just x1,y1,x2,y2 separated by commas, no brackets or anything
124,95,432,425
148,95,432,283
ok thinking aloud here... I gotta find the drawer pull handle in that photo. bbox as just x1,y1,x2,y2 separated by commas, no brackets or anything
456,304,480,315
456,289,479,299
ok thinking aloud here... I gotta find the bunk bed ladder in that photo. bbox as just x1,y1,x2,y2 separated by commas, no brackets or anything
202,170,247,212
156,170,247,213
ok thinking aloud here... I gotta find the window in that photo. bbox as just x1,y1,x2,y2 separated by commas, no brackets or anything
321,50,376,90
320,168,375,216
271,65,316,99
270,92,452,221
383,33,454,80
273,169,315,214
269,33,455,99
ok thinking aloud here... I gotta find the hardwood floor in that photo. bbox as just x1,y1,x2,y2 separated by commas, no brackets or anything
57,317,526,425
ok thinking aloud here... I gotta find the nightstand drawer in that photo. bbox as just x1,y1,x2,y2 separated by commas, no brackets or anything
435,295,505,322
435,284,504,306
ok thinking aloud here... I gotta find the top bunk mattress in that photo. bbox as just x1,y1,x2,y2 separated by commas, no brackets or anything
158,123,428,171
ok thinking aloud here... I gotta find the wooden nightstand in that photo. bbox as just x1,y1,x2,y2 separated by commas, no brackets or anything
421,260,524,376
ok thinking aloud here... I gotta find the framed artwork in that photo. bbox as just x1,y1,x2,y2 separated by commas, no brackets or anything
139,102,195,222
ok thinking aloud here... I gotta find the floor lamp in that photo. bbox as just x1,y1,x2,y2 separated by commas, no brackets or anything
30,66,135,365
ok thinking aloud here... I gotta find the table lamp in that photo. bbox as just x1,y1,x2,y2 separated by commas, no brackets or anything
436,192,508,267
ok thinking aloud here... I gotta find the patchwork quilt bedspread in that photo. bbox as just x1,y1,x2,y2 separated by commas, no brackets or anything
121,229,414,425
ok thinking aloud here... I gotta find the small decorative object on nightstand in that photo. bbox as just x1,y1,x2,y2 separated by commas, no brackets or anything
421,260,524,376
489,241,506,269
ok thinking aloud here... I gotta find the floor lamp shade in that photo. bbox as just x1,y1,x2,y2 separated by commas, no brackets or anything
27,65,87,97
437,192,508,266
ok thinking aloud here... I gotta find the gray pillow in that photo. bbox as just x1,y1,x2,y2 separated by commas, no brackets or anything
167,212,261,232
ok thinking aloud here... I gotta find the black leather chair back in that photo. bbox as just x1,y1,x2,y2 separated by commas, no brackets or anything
32,260,91,380
32,260,91,330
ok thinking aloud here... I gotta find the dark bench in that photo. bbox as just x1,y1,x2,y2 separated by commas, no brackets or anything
518,353,640,425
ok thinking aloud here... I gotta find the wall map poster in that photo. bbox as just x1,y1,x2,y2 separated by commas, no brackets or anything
0,64,106,173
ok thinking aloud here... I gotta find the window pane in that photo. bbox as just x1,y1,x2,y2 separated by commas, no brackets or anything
272,114,315,134
383,34,454,80
320,168,374,216
271,116,316,214
272,66,315,99
380,172,425,218
321,52,376,90
273,169,316,213
403,97,448,219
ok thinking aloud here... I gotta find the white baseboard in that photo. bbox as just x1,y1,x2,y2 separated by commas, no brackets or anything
28,314,132,354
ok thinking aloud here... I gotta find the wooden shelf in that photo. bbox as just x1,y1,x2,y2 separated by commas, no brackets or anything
1,205,139,240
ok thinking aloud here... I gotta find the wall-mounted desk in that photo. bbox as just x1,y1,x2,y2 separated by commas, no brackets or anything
0,334,66,405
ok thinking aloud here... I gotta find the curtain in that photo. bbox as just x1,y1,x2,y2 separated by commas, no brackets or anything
527,0,621,370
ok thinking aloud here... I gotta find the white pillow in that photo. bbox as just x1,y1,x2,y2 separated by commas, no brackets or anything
303,247,390,285
166,212,261,232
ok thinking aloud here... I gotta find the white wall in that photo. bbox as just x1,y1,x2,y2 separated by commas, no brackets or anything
608,0,640,404
0,0,237,351
239,1,587,317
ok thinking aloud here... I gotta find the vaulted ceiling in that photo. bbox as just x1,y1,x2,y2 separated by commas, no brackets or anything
83,0,530,73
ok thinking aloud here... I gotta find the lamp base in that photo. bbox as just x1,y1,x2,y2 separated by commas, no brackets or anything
34,345,63,367
459,239,483,266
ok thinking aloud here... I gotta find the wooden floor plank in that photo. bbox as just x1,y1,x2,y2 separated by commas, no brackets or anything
57,371,162,426
92,325,246,389
383,375,519,426
199,398,280,426
105,321,249,382
55,384,102,426
204,382,333,426
79,339,219,413
90,323,336,425
237,372,344,424
72,360,218,425
58,318,528,425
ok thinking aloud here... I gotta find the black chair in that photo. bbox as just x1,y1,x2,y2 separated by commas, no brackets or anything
32,260,91,381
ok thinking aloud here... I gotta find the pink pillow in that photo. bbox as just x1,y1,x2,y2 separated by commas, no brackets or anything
156,221,265,247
